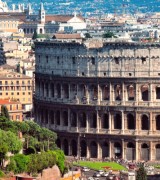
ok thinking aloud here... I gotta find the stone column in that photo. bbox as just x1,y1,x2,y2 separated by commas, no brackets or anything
54,83,57,98
77,134,80,158
76,112,79,132
150,141,153,161
60,84,63,99
86,113,89,133
97,84,101,105
135,140,139,161
97,111,100,133
97,142,102,159
149,112,152,134
122,82,125,105
109,82,112,105
121,111,124,134
135,83,139,105
135,111,138,134
122,139,125,159
86,141,90,158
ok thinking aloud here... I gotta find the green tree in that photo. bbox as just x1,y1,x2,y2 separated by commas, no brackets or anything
136,164,147,180
102,31,115,38
32,30,38,40
1,105,10,119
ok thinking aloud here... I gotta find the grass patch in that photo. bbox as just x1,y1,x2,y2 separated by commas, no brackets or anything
74,161,127,171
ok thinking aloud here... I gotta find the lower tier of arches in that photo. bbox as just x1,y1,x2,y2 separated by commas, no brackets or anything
56,132,160,161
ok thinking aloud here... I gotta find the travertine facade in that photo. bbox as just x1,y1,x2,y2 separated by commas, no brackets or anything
34,39,160,161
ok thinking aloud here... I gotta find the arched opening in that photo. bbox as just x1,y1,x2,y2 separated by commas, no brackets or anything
62,111,68,126
115,85,121,101
141,85,149,101
71,140,77,156
114,142,122,158
102,113,109,129
156,144,160,160
141,143,149,161
63,84,69,99
126,142,135,160
63,139,69,155
90,141,97,158
127,114,135,130
81,85,86,97
57,84,61,98
80,140,87,157
90,113,97,128
80,112,86,128
141,115,149,130
56,110,60,125
40,28,43,34
156,86,160,99
56,138,61,148
156,115,160,130
114,114,122,129
103,85,109,100
71,112,77,127
128,85,135,101
102,142,109,158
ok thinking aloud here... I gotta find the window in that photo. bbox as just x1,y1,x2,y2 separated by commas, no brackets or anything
22,81,25,85
141,57,146,64
82,72,85,76
91,57,95,65
6,93,8,95
23,92,25,95
16,115,20,120
5,81,8,85
16,81,19,85
72,57,76,64
0,93,2,95
11,92,14,95
129,73,132,76
28,92,31,95
0,81,2,85
114,57,119,64
17,92,19,95
46,55,48,63
104,72,106,76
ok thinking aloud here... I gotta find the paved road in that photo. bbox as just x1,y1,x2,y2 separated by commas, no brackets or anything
81,170,107,180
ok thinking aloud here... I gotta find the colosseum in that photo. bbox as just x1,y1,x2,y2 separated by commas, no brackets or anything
34,39,160,161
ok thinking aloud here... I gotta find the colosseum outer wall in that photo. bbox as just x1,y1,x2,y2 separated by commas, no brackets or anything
34,39,160,161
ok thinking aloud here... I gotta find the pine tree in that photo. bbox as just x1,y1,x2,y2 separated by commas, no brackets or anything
136,164,147,180
1,105,10,119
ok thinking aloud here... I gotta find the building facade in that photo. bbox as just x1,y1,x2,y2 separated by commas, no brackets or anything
34,39,160,161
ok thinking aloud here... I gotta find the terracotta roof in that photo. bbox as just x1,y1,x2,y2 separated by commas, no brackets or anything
0,64,16,70
52,33,82,39
45,15,84,23
0,12,26,21
0,99,21,105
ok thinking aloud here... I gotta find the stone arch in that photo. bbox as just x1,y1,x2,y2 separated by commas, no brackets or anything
63,139,69,155
114,142,122,158
126,142,135,160
56,138,61,149
141,85,149,101
102,113,109,129
71,140,77,156
101,142,109,158
90,141,97,158
156,144,160,160
115,84,121,101
141,114,149,130
71,111,77,127
62,111,68,126
156,115,160,130
90,113,97,128
56,84,61,98
128,85,135,101
63,84,69,99
141,143,149,161
127,113,135,130
79,112,86,128
80,84,87,97
56,110,60,125
114,113,122,129
80,140,87,157
102,85,109,100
